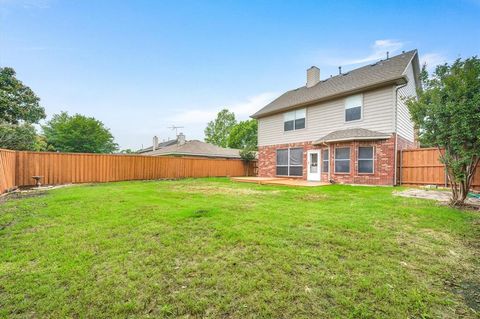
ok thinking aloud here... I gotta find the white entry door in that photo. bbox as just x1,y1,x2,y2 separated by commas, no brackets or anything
307,150,321,181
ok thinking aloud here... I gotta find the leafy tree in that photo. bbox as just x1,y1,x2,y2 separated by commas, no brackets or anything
227,119,258,149
34,135,52,152
0,122,38,151
407,57,480,205
204,109,236,147
0,67,46,124
239,146,257,176
42,112,118,153
119,149,135,154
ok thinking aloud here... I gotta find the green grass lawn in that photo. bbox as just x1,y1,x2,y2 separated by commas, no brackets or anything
0,178,478,318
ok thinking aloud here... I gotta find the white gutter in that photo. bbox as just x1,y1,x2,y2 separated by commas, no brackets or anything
313,135,392,145
394,82,408,186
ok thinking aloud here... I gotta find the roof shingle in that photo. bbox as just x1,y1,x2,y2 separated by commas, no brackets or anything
143,140,241,158
313,128,391,144
252,50,417,118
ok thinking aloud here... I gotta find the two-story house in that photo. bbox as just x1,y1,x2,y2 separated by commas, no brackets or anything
251,50,420,185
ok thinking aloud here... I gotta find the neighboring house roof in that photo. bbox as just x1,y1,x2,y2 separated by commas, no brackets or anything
137,139,178,154
251,50,418,119
313,128,392,144
143,140,242,158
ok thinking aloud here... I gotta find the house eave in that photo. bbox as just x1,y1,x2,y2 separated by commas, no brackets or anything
251,76,408,119
312,135,392,145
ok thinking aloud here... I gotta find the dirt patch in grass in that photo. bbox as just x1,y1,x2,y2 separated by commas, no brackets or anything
171,185,282,196
393,189,480,209
297,193,329,201
0,190,47,204
448,280,480,312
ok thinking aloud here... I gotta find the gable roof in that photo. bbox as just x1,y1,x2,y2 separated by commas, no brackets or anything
313,128,391,144
143,140,241,158
251,50,419,119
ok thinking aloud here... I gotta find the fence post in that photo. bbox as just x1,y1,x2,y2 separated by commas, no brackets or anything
398,150,402,186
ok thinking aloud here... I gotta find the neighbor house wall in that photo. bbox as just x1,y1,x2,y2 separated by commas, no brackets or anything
258,86,395,147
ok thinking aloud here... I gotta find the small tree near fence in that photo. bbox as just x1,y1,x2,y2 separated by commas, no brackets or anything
240,147,256,176
407,57,480,205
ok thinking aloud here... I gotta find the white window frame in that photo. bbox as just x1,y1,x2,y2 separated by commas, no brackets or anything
284,108,306,132
276,148,289,176
322,148,329,173
344,94,363,123
276,148,303,176
334,147,350,174
358,146,375,174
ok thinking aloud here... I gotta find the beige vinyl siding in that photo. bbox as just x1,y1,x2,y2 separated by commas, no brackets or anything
258,86,395,146
396,62,416,142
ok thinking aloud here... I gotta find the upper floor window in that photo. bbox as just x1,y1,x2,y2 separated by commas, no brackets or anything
345,94,362,122
284,108,306,131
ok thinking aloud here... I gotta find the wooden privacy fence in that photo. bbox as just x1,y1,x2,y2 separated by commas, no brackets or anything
0,149,16,194
398,148,480,190
0,149,256,193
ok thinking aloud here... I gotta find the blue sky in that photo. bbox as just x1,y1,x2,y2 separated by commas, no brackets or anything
1,0,479,150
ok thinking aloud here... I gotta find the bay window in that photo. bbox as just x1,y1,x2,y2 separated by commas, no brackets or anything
335,147,350,173
358,146,374,173
322,149,329,173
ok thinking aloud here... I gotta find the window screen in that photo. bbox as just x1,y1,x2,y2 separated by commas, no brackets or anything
284,111,295,131
276,149,288,175
276,148,303,176
335,147,350,173
345,94,362,122
358,146,374,173
322,149,329,173
284,109,306,131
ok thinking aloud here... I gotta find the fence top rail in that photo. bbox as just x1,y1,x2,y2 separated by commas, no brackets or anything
0,148,18,154
13,150,248,162
400,147,443,152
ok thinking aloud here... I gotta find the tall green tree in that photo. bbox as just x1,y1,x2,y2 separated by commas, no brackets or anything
406,57,480,205
204,109,236,147
0,122,38,151
42,112,118,153
0,67,45,124
227,119,257,149
0,67,46,150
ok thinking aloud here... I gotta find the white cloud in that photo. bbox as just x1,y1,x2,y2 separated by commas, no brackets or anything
167,91,278,125
419,53,448,71
230,92,279,118
341,39,405,65
309,39,407,69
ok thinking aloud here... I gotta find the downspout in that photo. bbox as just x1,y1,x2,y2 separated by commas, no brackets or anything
394,83,408,186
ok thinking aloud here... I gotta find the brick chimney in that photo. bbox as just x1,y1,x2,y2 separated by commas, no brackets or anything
177,133,186,145
306,66,320,88
152,136,159,151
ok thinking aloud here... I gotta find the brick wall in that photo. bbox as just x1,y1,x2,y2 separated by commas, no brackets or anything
258,141,315,178
397,134,417,150
258,135,398,185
